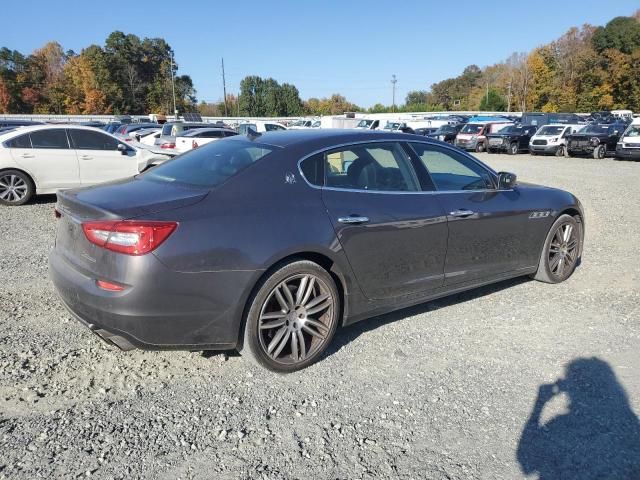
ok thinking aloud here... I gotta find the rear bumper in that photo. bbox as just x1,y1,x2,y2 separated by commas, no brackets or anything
49,249,257,351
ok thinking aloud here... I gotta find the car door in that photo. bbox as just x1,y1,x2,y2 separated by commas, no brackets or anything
10,128,80,191
68,129,138,185
521,127,535,149
314,141,449,300
409,142,536,286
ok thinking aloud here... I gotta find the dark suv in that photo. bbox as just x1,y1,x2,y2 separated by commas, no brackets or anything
486,125,538,154
426,124,463,144
566,123,626,159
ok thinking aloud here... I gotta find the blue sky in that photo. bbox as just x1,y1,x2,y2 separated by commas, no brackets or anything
2,0,638,107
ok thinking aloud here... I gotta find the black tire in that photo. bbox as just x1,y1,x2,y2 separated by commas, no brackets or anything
241,260,340,372
565,148,573,158
593,145,606,159
532,214,582,284
0,169,35,206
508,142,518,155
530,150,537,156
475,142,486,153
555,145,565,157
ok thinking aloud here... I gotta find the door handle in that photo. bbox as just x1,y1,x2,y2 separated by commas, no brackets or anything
449,209,475,218
20,153,35,158
80,155,92,160
338,216,370,224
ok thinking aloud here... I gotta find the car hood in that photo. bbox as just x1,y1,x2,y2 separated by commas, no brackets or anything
57,177,208,220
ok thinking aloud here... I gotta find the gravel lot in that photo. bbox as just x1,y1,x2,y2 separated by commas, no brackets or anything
1,152,639,479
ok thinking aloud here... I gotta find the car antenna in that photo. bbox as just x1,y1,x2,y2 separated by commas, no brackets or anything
246,127,262,141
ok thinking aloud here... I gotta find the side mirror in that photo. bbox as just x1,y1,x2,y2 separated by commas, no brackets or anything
117,143,128,155
498,171,517,189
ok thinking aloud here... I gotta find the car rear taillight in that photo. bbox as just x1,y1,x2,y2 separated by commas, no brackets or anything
82,221,177,255
161,143,175,149
192,140,199,149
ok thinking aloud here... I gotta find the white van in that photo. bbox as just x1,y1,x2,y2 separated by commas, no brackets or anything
238,121,287,134
529,124,582,156
615,119,640,161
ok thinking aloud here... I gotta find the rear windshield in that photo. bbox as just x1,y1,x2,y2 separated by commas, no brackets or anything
143,139,277,187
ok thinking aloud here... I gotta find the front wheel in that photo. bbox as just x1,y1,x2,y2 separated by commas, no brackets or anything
241,260,340,372
555,145,565,157
593,145,606,159
508,142,518,155
475,142,486,153
532,214,581,284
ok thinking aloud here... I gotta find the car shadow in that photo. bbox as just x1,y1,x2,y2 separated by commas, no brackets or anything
517,357,640,479
30,194,57,205
327,276,530,357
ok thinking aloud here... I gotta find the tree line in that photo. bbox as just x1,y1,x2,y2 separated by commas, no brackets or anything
0,32,196,115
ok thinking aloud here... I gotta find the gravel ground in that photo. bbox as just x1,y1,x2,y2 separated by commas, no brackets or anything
1,153,639,480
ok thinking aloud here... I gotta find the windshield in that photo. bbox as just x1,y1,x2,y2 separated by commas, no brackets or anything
537,126,565,136
290,120,305,127
143,139,278,187
435,125,456,133
579,125,610,134
460,124,483,134
383,122,402,130
624,126,640,137
356,120,373,128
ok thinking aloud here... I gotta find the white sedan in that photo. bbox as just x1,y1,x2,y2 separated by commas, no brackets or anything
174,128,237,152
0,125,172,206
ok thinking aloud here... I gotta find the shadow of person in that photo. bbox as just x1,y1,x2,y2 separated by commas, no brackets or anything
517,357,640,479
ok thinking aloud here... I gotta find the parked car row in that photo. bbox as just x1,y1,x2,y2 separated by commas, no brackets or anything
0,125,173,205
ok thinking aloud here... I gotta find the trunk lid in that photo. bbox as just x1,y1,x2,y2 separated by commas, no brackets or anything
56,177,208,221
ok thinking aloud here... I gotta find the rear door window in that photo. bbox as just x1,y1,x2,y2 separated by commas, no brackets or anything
30,129,70,149
324,142,419,192
5,134,32,149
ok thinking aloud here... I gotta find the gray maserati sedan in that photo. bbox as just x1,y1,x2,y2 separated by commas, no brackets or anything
49,129,584,372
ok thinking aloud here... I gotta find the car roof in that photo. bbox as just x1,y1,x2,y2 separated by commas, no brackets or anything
180,128,235,136
225,128,441,149
0,124,125,142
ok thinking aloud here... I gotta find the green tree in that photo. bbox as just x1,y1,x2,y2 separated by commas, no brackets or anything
592,16,640,54
479,88,507,111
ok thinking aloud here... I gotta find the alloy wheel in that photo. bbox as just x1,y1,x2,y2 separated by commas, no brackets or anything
0,174,28,203
548,222,579,278
258,274,336,365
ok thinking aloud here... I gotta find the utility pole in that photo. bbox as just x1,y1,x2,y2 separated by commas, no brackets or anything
485,82,489,110
170,52,177,119
391,74,397,112
222,58,228,116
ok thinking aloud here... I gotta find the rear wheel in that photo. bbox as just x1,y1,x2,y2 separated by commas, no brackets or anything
241,260,339,372
0,170,34,206
593,145,606,159
532,214,581,284
555,145,565,157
